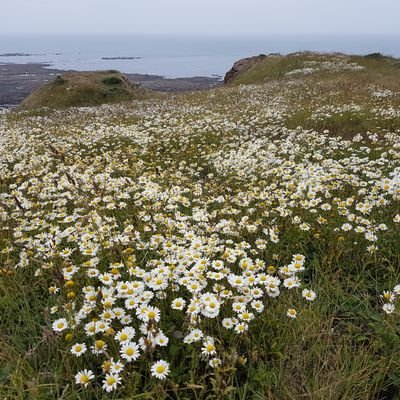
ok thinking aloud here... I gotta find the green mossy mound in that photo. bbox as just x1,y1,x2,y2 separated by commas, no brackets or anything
20,71,152,110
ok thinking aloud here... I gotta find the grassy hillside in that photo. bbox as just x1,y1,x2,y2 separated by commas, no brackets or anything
228,52,400,86
20,71,153,110
0,53,400,400
225,52,400,137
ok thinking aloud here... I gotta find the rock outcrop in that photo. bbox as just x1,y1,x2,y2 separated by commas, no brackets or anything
224,54,267,84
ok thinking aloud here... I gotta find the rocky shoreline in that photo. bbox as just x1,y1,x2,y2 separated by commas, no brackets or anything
0,63,222,108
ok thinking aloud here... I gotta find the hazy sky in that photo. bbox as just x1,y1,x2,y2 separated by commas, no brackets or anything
1,0,399,35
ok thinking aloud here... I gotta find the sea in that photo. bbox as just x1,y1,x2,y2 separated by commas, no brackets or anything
0,33,400,78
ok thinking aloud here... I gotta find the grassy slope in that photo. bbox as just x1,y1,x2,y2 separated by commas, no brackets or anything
229,52,400,137
1,53,400,400
230,52,400,86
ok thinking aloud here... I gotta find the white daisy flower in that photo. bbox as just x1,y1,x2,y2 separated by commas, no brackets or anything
383,303,395,314
302,289,317,301
209,358,222,368
201,340,216,356
171,297,186,310
75,369,94,387
52,318,68,332
151,360,170,380
120,341,140,362
102,373,121,392
70,342,87,357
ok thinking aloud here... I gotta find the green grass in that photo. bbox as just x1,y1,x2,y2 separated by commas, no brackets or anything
1,231,399,399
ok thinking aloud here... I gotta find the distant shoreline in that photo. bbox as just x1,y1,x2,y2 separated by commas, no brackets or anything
0,63,222,108
101,56,142,60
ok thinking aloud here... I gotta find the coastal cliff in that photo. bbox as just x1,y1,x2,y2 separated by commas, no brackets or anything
224,54,267,84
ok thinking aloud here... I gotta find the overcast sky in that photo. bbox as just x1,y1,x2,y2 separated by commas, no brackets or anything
1,0,399,35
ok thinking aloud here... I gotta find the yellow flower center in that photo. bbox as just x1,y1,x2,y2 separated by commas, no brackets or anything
206,344,215,352
126,348,135,356
156,365,166,373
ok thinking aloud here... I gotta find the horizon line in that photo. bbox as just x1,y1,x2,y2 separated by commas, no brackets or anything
1,32,400,36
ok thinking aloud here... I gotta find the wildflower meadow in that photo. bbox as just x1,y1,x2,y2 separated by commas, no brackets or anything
1,53,400,399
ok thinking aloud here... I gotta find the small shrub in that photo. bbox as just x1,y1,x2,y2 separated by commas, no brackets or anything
100,87,121,97
102,76,123,85
53,75,66,85
365,52,385,59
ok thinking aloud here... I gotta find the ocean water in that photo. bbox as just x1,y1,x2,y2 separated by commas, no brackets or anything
0,33,400,78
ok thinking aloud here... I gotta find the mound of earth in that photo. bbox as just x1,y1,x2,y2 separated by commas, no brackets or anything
20,70,152,110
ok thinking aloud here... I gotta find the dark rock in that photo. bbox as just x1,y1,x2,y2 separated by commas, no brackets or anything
101,57,142,60
224,54,267,84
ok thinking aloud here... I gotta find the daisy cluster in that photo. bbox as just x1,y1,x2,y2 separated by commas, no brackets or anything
372,106,400,120
310,103,363,121
1,61,400,392
381,284,400,314
285,58,365,76
371,89,396,99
